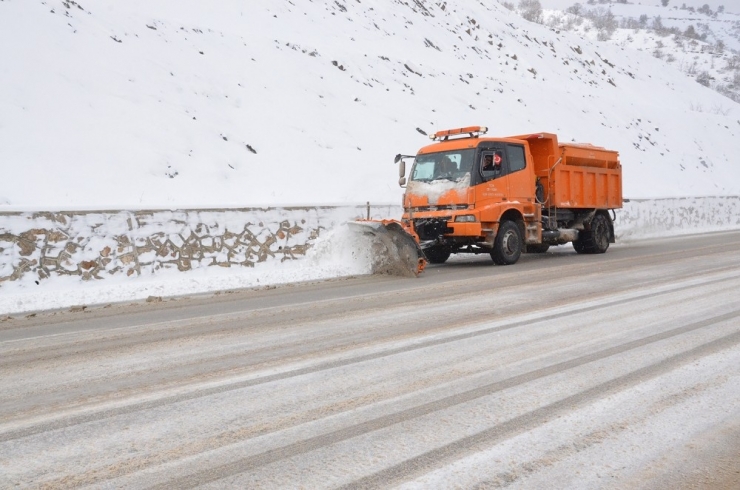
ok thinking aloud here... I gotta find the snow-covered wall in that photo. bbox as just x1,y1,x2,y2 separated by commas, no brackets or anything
618,196,740,240
0,205,396,286
2,198,739,288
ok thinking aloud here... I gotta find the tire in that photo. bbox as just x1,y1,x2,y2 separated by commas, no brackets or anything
491,221,523,265
572,239,587,254
424,246,451,264
573,213,610,254
526,244,550,254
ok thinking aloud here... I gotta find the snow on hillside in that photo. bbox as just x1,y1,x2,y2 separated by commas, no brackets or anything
539,0,740,101
1,0,740,210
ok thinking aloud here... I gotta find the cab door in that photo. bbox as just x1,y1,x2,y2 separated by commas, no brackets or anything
474,143,509,223
477,144,508,199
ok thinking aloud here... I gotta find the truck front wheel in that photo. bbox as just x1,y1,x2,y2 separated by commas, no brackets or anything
491,221,522,265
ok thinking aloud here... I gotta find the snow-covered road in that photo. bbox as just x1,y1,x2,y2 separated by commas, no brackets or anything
1,232,740,488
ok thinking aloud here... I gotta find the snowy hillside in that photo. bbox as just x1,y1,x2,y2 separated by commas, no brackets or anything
539,0,740,101
2,0,740,209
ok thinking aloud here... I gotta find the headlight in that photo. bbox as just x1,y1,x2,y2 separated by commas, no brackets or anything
454,214,476,222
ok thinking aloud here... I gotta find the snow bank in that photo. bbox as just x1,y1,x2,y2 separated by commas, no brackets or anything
1,197,739,315
617,196,740,240
0,204,398,314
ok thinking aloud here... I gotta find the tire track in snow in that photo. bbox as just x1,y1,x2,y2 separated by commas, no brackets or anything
148,310,740,489
1,270,737,445
4,254,735,429
3,233,739,349
342,328,740,490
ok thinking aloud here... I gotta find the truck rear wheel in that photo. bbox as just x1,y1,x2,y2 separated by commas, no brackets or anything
424,246,451,264
573,213,610,254
491,221,522,265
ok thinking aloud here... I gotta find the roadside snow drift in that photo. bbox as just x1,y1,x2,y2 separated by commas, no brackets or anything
2,197,740,315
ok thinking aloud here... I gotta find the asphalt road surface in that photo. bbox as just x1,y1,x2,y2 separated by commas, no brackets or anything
2,231,740,489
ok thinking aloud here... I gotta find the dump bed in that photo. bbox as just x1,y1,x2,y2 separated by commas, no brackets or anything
510,133,622,209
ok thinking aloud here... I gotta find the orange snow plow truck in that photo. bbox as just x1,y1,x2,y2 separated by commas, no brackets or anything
366,126,622,275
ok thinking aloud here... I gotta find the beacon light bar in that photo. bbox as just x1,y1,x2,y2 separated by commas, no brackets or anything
430,126,488,141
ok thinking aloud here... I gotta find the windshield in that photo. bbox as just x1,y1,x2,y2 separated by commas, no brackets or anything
410,149,475,183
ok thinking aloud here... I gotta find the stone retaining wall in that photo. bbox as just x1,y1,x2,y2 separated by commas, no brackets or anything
0,205,400,285
616,196,740,239
2,197,739,286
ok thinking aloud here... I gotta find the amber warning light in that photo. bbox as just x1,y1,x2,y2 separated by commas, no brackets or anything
431,126,488,141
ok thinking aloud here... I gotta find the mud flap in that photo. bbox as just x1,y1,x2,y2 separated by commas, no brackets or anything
347,220,426,277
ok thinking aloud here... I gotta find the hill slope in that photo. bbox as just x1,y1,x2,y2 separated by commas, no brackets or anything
539,0,740,102
1,0,739,209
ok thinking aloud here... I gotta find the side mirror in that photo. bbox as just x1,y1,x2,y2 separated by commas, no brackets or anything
398,159,406,178
398,177,407,187
394,153,402,163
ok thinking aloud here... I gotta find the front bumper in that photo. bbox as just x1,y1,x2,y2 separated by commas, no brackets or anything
405,215,484,241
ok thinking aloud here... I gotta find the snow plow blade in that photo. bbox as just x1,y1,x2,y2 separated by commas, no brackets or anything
348,220,426,277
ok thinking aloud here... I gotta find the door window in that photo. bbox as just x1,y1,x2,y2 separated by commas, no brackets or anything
480,150,505,181
507,145,526,173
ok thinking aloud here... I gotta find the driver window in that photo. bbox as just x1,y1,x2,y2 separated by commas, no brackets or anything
480,150,504,180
